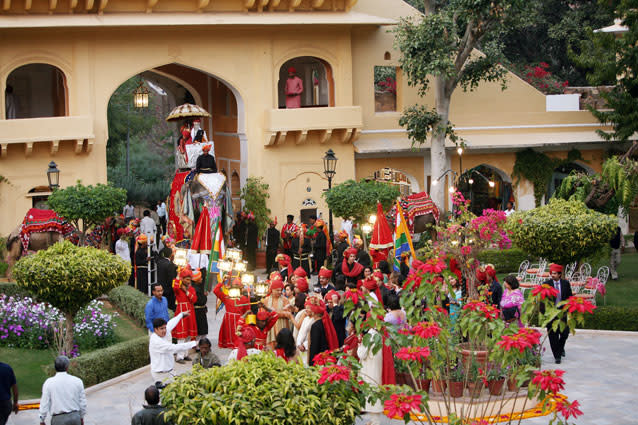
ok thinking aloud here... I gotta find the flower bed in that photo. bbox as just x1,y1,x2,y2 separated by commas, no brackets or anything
0,295,117,353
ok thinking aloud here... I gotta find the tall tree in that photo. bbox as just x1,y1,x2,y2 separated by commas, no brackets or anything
396,0,532,210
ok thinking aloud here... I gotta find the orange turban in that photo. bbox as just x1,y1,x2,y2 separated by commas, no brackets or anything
202,144,211,152
179,267,193,279
191,269,202,282
338,230,348,240
136,234,148,243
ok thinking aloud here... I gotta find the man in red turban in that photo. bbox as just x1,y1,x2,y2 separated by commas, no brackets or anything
305,297,339,365
228,322,260,362
285,66,303,108
172,267,198,362
543,263,573,364
295,276,309,294
262,278,289,349
251,309,279,350
195,143,217,174
213,278,250,348
484,264,503,308
275,253,291,282
337,247,364,285
318,267,336,297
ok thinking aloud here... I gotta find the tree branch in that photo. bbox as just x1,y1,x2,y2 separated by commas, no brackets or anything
449,21,476,95
423,0,433,14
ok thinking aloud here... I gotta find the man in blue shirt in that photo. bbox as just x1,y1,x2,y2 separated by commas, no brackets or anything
0,362,18,425
145,284,169,333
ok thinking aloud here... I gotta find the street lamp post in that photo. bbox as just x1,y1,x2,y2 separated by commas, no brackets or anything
323,149,338,246
46,161,60,190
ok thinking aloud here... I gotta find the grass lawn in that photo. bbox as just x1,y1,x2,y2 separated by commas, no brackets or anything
0,304,146,399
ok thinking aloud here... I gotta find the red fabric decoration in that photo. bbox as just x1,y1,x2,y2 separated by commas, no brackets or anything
322,312,340,351
341,259,364,278
370,202,393,250
191,205,212,252
168,171,190,241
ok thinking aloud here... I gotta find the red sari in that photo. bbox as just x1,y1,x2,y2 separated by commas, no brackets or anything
172,282,198,339
214,282,250,348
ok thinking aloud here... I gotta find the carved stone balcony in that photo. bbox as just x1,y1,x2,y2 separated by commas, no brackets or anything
264,106,362,146
0,116,94,158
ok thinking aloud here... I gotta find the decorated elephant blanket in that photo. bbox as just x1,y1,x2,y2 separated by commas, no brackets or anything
19,208,74,252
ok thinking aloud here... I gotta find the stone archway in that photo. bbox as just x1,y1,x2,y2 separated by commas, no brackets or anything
459,164,513,215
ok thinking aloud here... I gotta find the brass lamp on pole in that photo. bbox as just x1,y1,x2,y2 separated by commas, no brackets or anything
322,149,338,246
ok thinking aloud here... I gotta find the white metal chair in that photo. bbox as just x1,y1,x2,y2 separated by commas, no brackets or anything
516,260,530,282
565,262,577,280
596,266,610,304
578,263,592,279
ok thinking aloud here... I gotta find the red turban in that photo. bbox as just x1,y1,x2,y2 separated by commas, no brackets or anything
549,264,563,273
117,228,127,236
191,269,202,282
235,325,257,360
293,267,307,278
476,267,487,282
269,271,282,281
325,290,340,302
362,277,378,291
256,311,270,321
485,264,496,278
373,271,384,281
318,267,333,279
202,144,211,152
179,267,193,279
276,254,291,267
136,234,148,243
295,277,309,293
270,278,284,291
304,297,339,351
305,297,326,315
344,247,357,258
288,66,296,74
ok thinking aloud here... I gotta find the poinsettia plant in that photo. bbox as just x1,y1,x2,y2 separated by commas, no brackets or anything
317,198,597,425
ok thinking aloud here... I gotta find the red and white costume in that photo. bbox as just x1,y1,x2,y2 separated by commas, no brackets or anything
214,281,250,348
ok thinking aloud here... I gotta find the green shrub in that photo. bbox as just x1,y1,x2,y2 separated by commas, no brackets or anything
108,285,150,328
0,282,30,298
45,336,149,387
477,248,531,273
582,306,638,331
0,262,7,277
162,353,364,425
506,199,617,265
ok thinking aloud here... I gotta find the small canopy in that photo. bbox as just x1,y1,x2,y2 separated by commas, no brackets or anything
166,103,211,122
370,202,393,250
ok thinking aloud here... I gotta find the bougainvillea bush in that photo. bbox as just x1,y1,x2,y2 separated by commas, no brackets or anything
0,295,118,352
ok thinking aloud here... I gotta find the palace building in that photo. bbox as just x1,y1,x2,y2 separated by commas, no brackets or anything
0,0,610,236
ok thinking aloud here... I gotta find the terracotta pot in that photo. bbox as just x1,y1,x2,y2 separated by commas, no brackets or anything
417,379,430,393
449,381,464,398
459,342,488,369
488,379,505,396
256,250,266,268
507,377,518,392
432,379,447,393
396,372,410,386
466,382,481,398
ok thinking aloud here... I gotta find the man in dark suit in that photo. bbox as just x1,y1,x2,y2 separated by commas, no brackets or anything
543,263,573,364
265,220,280,274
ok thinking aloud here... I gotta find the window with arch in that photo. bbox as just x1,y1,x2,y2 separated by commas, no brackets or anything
458,165,513,215
278,56,334,109
231,171,240,197
5,63,67,119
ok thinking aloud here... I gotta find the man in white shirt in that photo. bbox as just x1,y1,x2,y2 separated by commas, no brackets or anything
341,219,353,244
114,230,130,264
140,210,157,250
149,313,197,384
188,251,209,272
504,201,515,217
39,356,87,425
157,200,167,235
123,201,135,221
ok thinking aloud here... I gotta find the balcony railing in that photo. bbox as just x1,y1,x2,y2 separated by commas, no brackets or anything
0,116,94,158
264,106,362,146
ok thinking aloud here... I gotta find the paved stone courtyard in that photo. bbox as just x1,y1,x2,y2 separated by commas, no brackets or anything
7,289,638,425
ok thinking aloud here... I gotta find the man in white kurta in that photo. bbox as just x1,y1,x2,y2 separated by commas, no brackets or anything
357,328,384,424
149,312,197,383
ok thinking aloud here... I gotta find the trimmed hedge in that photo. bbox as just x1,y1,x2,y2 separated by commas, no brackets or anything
583,306,638,332
45,336,150,387
0,281,30,298
0,262,8,277
108,285,150,328
477,248,531,273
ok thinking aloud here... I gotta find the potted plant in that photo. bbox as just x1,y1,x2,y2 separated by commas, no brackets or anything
465,356,482,398
486,365,506,396
240,176,271,268
448,362,465,398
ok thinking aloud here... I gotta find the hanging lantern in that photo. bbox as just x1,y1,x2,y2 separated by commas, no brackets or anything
227,285,242,300
226,248,243,262
254,279,269,298
133,81,149,108
241,273,255,286
174,248,188,267
235,260,247,273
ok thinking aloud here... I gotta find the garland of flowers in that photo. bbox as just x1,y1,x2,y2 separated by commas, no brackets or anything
512,148,583,207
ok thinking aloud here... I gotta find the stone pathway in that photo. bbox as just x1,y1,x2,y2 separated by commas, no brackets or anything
8,282,638,424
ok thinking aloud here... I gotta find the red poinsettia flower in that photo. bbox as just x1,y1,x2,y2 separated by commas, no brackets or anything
460,245,472,255
384,393,422,419
396,346,431,362
519,328,542,346
317,364,351,385
531,369,565,394
565,296,596,314
531,284,559,300
420,257,447,274
556,399,583,420
462,300,486,312
313,351,338,366
480,304,500,320
412,321,441,339
496,328,541,352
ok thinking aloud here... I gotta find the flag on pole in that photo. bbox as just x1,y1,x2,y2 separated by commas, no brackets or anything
393,201,416,272
207,219,226,315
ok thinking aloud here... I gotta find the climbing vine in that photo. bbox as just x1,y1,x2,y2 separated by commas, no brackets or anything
512,148,583,207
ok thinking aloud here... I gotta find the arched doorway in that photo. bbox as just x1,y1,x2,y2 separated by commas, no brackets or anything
547,162,593,200
278,56,334,108
105,63,244,209
459,165,513,215
6,63,67,119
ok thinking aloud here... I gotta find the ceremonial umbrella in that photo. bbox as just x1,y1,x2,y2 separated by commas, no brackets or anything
191,205,212,252
166,103,211,122
370,202,393,249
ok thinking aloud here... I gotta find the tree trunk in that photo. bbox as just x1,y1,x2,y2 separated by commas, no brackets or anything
430,76,451,211
64,311,74,356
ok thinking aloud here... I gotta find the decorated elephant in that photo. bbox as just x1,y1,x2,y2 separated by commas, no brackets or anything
5,228,64,278
387,191,440,240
